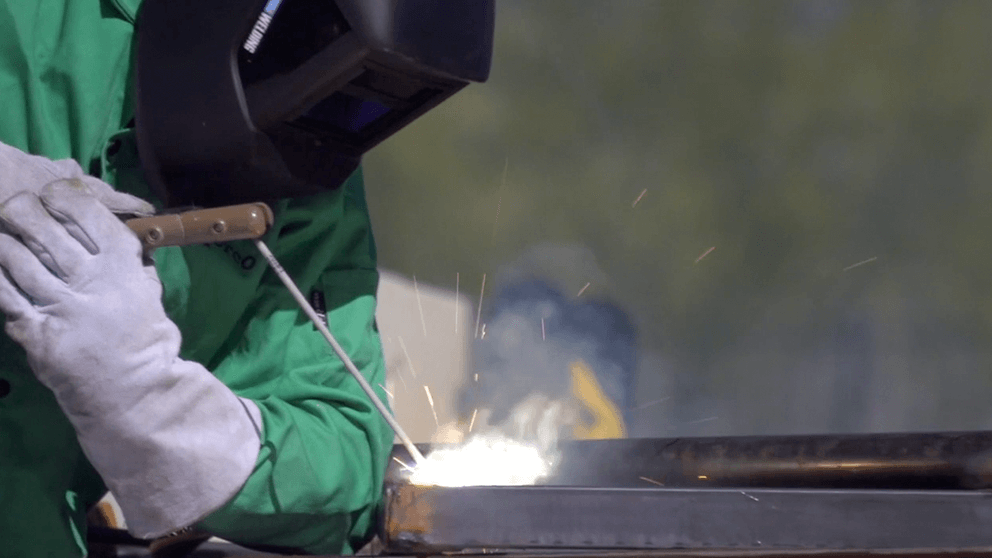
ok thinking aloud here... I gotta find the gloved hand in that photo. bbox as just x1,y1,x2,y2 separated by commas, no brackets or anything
0,180,262,538
0,140,154,215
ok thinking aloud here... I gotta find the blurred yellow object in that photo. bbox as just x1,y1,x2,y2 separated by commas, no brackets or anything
569,360,626,439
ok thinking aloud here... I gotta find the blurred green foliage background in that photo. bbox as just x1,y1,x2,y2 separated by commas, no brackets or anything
363,0,992,437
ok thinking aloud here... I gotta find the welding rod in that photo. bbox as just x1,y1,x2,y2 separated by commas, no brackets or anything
126,204,427,465
253,238,427,466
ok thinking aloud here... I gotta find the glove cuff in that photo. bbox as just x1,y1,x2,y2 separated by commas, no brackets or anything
60,358,262,538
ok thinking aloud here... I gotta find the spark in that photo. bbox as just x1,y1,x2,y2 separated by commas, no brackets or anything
493,157,508,238
455,272,459,335
480,323,487,339
695,246,716,264
468,408,479,432
843,256,878,272
423,385,439,426
631,188,647,208
386,349,410,392
639,476,664,486
698,475,708,480
378,383,395,400
632,396,671,411
398,336,418,378
474,373,479,382
577,282,590,297
541,317,546,341
688,416,718,424
413,275,428,337
392,457,415,472
475,273,486,339
740,490,760,502
394,369,409,391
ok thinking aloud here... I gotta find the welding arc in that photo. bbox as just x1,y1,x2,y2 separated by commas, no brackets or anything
253,239,426,465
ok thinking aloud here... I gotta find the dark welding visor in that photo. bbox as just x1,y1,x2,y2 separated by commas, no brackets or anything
135,0,494,208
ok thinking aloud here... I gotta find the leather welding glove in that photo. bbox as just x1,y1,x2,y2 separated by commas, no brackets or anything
0,140,154,216
0,180,262,538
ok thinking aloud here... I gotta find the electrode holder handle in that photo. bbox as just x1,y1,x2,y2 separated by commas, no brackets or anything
125,203,274,248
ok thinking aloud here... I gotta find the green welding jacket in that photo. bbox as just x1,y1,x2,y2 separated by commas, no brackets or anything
0,1,393,556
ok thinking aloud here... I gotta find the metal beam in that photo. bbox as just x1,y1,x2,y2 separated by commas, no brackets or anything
387,432,992,490
382,484,992,554
381,550,992,558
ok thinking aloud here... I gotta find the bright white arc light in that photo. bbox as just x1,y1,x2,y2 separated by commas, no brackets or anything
408,435,555,487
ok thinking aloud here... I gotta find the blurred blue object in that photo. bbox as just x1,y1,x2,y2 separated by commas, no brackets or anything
460,278,637,433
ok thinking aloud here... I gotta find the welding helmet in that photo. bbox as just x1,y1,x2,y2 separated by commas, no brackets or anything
135,0,495,208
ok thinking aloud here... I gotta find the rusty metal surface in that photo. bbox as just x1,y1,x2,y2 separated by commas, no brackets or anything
109,548,992,557
381,484,992,554
121,548,992,557
379,550,992,557
387,432,992,490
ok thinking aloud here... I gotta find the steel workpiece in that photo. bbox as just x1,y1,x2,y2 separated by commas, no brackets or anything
382,432,992,555
381,483,992,554
387,432,992,490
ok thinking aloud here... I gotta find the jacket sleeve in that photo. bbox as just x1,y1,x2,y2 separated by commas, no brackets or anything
193,170,394,555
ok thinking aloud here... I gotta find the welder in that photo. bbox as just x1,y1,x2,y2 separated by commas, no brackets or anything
0,1,493,555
